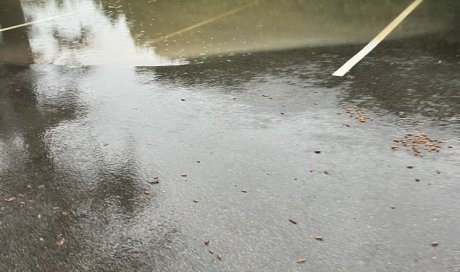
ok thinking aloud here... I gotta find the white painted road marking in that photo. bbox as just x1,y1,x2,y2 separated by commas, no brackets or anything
332,0,424,77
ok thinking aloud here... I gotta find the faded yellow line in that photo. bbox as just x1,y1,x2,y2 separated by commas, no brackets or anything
0,12,75,32
148,0,260,45
332,0,424,77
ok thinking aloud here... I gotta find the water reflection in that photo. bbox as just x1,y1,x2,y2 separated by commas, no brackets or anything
340,36,460,124
0,0,457,65
0,65,182,270
137,34,459,125
0,0,459,270
17,0,180,65
104,0,425,59
0,0,33,64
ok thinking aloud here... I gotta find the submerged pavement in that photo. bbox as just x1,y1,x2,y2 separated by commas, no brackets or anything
1,0,460,271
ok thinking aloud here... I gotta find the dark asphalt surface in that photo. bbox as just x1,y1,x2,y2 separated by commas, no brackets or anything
1,0,460,271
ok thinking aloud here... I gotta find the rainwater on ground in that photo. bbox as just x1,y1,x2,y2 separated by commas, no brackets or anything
1,0,459,271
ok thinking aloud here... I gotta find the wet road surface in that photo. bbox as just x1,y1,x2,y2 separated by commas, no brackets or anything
1,0,460,271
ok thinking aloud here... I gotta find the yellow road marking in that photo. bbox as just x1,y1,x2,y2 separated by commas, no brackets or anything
332,0,424,77
148,0,260,45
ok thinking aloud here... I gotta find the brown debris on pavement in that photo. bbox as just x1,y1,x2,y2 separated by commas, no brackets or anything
392,134,443,156
345,106,372,123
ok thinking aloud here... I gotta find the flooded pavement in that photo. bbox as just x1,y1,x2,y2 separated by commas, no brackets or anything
1,0,458,64
1,0,460,271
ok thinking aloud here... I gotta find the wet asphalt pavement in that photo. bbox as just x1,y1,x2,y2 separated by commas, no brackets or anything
1,0,460,271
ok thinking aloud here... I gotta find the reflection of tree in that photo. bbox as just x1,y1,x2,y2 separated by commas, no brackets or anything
0,0,33,64
0,64,181,270
0,64,84,270
52,26,92,51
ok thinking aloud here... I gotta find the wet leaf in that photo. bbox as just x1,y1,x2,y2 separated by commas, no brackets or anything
314,235,323,241
295,258,306,263
204,240,210,246
289,219,298,224
5,197,16,202
56,238,65,246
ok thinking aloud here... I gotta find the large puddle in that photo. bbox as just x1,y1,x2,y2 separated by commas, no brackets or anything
1,1,460,271
0,0,458,65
